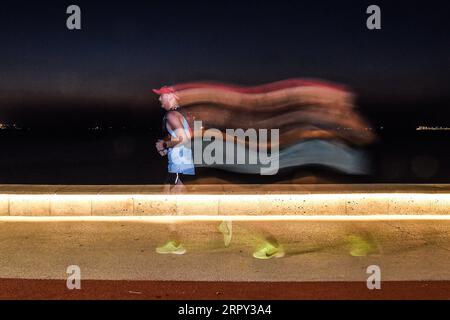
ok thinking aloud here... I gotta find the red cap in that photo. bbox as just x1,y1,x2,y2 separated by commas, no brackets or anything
152,86,176,95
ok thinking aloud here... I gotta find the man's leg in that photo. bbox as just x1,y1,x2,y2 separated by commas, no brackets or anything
156,173,186,254
171,173,186,193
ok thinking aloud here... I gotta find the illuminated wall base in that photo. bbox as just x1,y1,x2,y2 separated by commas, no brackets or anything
0,184,449,218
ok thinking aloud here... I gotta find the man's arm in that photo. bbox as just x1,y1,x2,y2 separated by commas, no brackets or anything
163,112,189,148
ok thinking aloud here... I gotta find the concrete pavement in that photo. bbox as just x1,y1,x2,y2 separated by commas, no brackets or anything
0,220,448,282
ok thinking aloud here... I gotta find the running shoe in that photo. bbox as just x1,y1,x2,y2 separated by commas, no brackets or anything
156,240,186,255
218,221,233,247
253,241,285,259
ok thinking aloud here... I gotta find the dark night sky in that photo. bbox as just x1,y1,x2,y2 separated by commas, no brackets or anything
0,0,449,128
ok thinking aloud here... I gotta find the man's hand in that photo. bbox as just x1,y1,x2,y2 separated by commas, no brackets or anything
156,139,165,151
155,139,167,156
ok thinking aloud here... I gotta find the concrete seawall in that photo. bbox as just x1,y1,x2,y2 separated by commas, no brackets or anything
0,184,449,217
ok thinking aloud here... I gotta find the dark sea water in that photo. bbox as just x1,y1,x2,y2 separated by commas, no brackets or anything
0,128,448,185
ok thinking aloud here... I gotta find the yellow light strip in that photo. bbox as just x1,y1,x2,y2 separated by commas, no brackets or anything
0,215,449,222
2,193,450,200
